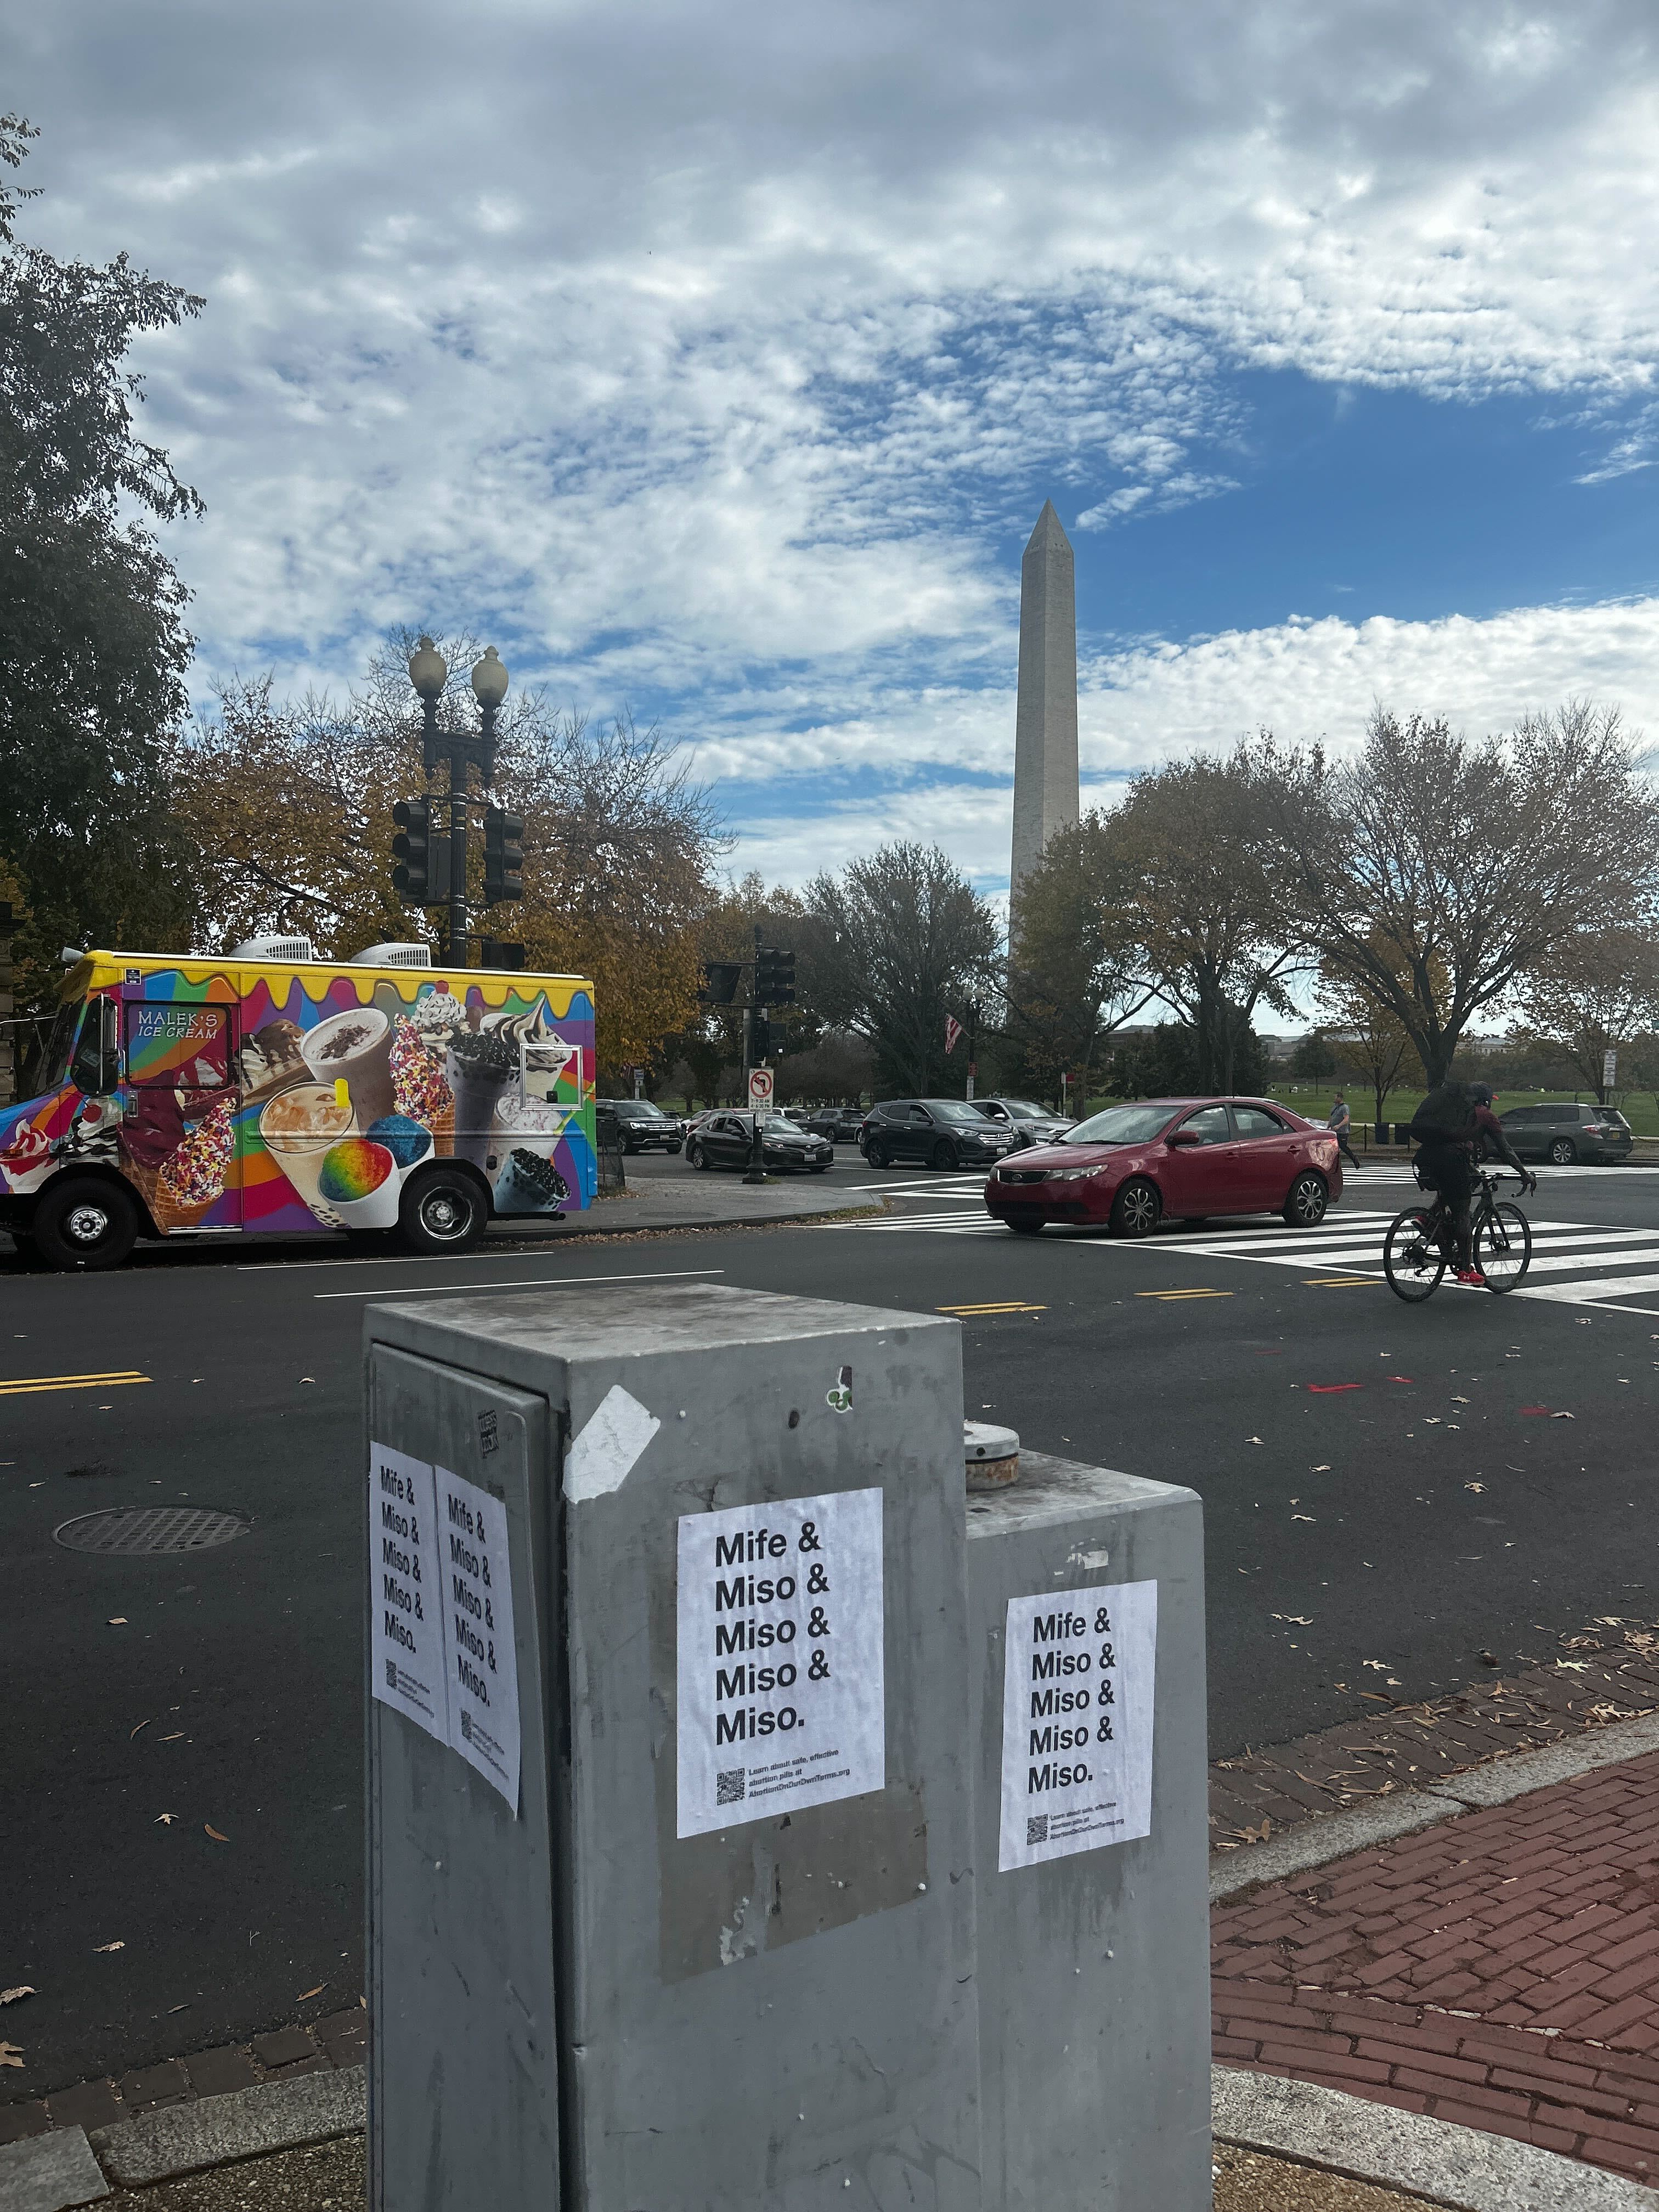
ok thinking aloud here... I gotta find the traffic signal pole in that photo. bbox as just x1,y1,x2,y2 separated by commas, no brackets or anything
399,641,520,967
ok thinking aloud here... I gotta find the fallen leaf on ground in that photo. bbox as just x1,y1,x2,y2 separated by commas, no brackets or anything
1465,1481,1486,1492
1272,1614,1314,1624
154,1813,176,1825
1556,1660,1590,1672
204,1824,229,1843
1362,1659,1389,1671
1551,1410,1575,1420
298,1984,325,2001
1291,1513,1316,1521
107,1617,127,1626
0,2042,21,2067
1391,1376,1414,1384
0,1988,34,2005
1311,1464,1332,1472
93,1942,123,1953
129,1719,151,1739
1245,1436,1263,1446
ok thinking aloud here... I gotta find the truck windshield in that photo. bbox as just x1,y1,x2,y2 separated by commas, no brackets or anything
33,1000,84,1095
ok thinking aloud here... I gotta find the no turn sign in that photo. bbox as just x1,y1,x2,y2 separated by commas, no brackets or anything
748,1067,775,1109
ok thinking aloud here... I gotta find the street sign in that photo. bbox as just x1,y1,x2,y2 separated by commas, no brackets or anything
1604,1049,1618,1089
748,1067,774,1109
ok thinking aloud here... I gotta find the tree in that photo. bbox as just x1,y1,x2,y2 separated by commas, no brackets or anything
1007,816,1153,1096
803,843,998,1095
0,115,207,1014
1105,741,1300,1090
173,633,725,1079
1289,1030,1336,1081
1317,935,1427,1125
1268,705,1659,1086
1104,1020,1267,1099
1514,928,1659,1103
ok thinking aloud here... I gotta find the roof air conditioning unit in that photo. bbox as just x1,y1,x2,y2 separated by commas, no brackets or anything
352,941,432,968
230,934,317,962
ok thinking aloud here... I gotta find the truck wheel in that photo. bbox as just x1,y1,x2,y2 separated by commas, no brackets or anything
31,1176,140,1272
398,1168,489,1255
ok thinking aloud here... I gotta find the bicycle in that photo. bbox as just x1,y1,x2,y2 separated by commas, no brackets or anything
1382,1166,1533,1302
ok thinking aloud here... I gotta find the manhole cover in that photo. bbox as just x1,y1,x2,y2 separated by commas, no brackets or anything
54,1506,250,1555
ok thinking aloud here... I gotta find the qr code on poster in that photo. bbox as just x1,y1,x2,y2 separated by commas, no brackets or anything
1026,1815,1048,1846
385,1660,398,1691
717,1768,746,1805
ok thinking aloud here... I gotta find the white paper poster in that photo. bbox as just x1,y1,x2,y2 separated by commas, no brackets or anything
435,1466,522,1812
369,1444,446,1744
369,1443,521,1814
676,1487,884,1838
997,1579,1157,1872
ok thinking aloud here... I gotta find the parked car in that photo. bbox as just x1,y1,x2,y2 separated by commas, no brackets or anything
981,1096,1341,1236
970,1096,1075,1148
686,1111,834,1172
596,1098,685,1153
802,1105,867,1142
1498,1102,1633,1166
861,1098,1019,1171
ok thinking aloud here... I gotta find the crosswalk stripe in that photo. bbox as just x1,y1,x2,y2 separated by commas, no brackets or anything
1517,1272,1659,1303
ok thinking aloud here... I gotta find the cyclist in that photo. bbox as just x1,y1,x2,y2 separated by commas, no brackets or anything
1409,1079,1535,1286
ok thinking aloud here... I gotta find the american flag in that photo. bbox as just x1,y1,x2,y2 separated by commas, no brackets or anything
944,1016,963,1054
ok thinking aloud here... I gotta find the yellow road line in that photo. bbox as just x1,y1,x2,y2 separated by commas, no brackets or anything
1137,1288,1232,1301
937,1302,1046,1315
0,1371,151,1396
1304,1277,1375,1288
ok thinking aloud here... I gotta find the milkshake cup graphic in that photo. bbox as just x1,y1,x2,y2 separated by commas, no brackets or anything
494,1146,571,1215
447,1029,517,1167
302,1007,395,1126
259,1082,357,1224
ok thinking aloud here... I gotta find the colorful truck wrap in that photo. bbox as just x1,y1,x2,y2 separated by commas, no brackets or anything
0,950,596,1264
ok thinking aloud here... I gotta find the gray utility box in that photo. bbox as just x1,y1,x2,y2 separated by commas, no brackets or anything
967,1452,1211,2212
364,1283,981,2212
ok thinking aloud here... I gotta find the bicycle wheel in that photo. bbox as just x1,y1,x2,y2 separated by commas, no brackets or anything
1384,1206,1447,1302
1475,1201,1531,1293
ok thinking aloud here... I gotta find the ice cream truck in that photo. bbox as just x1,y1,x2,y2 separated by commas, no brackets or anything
0,935,597,1270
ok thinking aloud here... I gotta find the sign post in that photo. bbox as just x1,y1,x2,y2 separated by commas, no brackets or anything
1604,1048,1618,1096
744,1066,772,1184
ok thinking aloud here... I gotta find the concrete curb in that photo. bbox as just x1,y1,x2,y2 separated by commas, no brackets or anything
1212,2066,1659,2209
0,2125,109,2209
1211,1710,1659,1904
86,2066,364,2190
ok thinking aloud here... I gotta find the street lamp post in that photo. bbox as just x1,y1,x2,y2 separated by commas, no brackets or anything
406,636,509,964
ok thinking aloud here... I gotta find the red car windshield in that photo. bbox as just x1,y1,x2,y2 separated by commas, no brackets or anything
1065,1103,1181,1144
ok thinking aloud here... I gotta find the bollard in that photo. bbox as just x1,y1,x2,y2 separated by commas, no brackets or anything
364,1282,983,2212
966,1451,1211,2211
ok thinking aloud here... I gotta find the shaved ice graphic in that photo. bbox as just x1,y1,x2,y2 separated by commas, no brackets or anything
366,1114,432,1170
318,1138,401,1229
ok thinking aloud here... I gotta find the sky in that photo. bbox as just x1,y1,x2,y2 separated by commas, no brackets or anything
8,0,1659,906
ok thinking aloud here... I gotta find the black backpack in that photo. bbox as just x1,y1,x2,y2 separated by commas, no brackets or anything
1409,1081,1476,1146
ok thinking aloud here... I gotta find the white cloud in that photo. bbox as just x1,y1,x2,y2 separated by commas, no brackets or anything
13,0,1659,884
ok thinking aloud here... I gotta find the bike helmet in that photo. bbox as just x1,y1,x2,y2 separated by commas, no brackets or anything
1469,1082,1493,1105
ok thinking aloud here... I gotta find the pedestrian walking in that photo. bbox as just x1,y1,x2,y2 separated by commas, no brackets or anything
1327,1090,1361,1170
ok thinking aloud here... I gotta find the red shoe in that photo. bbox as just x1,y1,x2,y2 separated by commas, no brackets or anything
1456,1267,1487,1287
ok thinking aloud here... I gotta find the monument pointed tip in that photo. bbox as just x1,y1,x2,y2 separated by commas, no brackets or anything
1026,499,1070,551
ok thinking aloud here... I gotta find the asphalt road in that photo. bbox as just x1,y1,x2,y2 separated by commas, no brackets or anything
3,1152,1657,2091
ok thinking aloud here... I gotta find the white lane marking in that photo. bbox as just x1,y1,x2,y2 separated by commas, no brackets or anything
1516,1273,1659,1304
316,1267,725,1301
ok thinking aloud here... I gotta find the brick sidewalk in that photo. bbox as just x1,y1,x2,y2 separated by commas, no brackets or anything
1212,1748,1659,2187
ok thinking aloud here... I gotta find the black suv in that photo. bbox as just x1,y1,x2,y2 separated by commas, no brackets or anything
861,1098,1018,1171
802,1105,867,1142
597,1098,685,1154
1498,1102,1633,1165
970,1097,1075,1149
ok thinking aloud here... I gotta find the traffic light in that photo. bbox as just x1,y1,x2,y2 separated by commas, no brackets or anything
483,808,525,905
392,798,451,905
747,1008,785,1060
698,961,742,1006
754,946,796,1005
481,939,527,971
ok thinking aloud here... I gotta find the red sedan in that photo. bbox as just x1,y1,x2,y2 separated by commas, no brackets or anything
982,1096,1342,1237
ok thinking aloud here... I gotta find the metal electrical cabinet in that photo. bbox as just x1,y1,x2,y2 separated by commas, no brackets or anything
364,1282,983,2212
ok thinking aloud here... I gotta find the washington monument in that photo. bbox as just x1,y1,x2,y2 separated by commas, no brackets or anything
1009,500,1080,916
